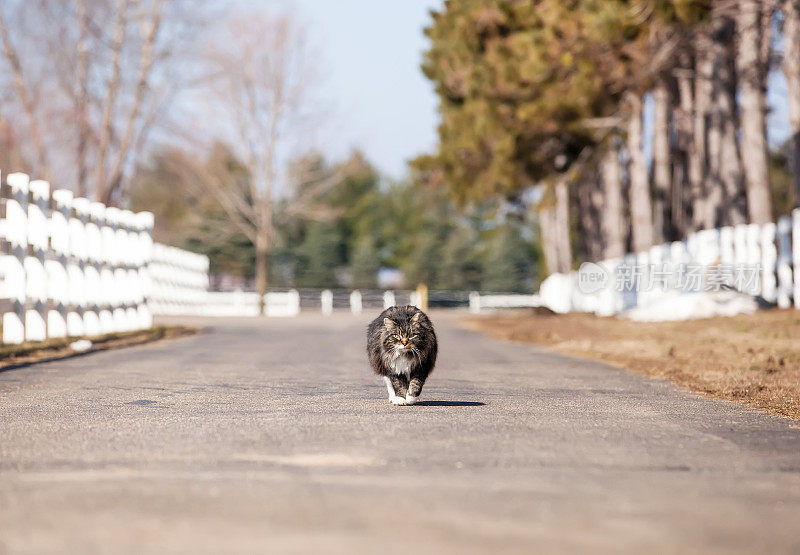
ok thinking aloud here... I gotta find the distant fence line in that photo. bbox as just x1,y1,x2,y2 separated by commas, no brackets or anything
196,289,419,317
533,210,800,316
0,171,482,346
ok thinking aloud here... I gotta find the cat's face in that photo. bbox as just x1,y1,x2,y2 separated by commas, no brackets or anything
383,312,423,357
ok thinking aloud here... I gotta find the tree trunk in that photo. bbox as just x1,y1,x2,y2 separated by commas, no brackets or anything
671,146,689,238
691,40,716,229
538,180,572,274
577,173,603,262
601,143,625,259
652,80,671,243
539,204,559,276
553,178,572,272
255,235,269,315
784,0,800,208
0,9,49,180
627,94,653,252
95,0,128,201
75,0,90,197
737,0,773,223
675,56,696,235
708,11,747,226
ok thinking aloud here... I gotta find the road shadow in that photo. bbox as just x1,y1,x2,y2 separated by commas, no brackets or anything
415,400,485,407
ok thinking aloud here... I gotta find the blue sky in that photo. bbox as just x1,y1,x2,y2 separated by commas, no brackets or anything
272,0,444,179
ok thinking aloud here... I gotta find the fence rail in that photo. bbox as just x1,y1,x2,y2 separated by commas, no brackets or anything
0,172,156,344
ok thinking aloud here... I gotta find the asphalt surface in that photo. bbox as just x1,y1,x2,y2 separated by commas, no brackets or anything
1,311,799,554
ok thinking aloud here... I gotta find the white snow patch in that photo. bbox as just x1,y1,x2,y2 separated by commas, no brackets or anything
539,273,574,313
623,290,758,322
69,339,93,352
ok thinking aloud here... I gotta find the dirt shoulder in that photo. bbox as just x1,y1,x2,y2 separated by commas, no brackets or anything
463,309,800,420
0,326,199,371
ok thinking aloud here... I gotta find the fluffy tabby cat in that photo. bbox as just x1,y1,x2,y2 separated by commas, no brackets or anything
367,305,437,405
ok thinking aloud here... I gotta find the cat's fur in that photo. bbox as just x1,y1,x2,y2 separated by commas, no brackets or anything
366,305,437,405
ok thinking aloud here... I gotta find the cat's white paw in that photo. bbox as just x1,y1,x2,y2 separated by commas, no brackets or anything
390,396,407,405
405,394,418,405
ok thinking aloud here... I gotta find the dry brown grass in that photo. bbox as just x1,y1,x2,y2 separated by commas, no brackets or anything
463,309,800,420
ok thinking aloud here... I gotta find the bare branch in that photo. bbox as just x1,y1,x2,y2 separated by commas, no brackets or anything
0,5,49,178
75,0,90,196
102,0,169,205
94,0,129,200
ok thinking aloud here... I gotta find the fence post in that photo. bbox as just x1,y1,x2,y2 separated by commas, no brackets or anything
47,189,72,338
110,208,128,330
2,173,29,344
100,207,118,333
469,291,481,314
321,289,333,315
83,202,104,336
67,198,90,337
350,290,362,314
383,290,395,309
719,227,734,264
120,210,139,330
733,224,748,266
25,180,49,341
137,212,154,328
777,216,793,309
760,223,777,304
745,224,762,295
695,229,720,266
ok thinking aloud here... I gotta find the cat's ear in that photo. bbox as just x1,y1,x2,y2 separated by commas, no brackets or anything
410,312,422,324
383,317,395,329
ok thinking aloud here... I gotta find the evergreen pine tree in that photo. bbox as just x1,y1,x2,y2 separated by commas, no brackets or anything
481,223,534,293
350,236,381,289
296,222,342,288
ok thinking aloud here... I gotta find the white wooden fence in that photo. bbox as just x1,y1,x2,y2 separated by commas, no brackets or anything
536,209,800,316
148,243,210,316
0,170,481,346
0,172,155,344
468,292,543,313
200,289,415,317
202,291,301,317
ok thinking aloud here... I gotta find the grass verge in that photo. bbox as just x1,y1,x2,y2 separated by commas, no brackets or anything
0,325,199,370
463,309,800,420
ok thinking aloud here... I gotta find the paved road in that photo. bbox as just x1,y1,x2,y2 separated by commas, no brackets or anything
1,312,799,554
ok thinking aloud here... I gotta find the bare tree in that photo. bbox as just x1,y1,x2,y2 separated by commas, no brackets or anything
93,0,131,203
626,93,653,252
190,11,346,312
538,179,572,274
691,40,715,230
0,0,211,202
784,0,800,208
99,0,168,204
0,4,49,179
705,7,747,227
74,0,90,196
601,141,626,259
737,0,774,223
576,172,604,262
652,78,671,243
